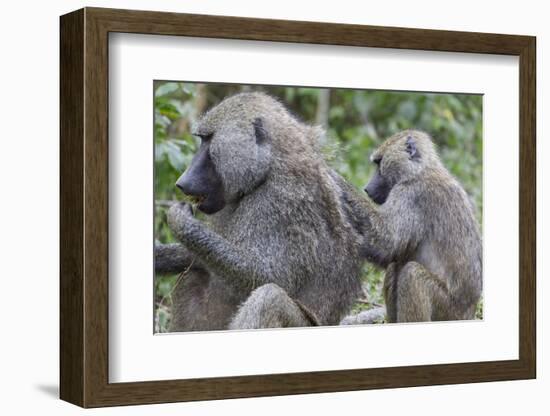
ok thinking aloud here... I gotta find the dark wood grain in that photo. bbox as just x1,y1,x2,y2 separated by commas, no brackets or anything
59,7,537,408
518,38,536,376
59,8,84,407
86,7,532,55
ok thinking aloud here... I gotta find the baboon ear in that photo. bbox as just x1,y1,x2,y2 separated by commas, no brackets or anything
405,136,419,159
253,118,269,145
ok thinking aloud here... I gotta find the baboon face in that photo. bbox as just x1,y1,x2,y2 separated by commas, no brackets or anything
364,131,421,204
176,95,273,214
175,133,226,214
364,166,392,205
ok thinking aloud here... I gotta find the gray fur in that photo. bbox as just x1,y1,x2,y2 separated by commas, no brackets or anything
162,92,365,331
154,243,198,275
228,283,314,329
360,130,482,322
340,307,386,325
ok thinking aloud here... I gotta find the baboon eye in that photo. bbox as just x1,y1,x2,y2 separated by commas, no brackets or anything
373,157,382,165
405,136,418,159
253,118,269,145
195,133,214,142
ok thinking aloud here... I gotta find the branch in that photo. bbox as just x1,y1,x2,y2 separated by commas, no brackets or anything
155,199,178,208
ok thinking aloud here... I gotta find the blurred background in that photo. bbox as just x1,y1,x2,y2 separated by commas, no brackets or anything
154,82,483,332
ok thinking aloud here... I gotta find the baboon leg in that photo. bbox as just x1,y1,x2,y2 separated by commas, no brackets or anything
229,283,313,330
383,262,399,323
169,269,242,332
396,261,449,323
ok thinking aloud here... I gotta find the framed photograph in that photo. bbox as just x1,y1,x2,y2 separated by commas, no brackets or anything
60,7,536,408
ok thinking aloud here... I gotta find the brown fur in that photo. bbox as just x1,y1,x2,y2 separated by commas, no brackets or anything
361,130,482,322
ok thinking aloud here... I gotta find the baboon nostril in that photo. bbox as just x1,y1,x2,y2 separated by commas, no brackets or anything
176,179,192,195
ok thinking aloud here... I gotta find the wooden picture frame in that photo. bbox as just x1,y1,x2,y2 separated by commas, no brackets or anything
60,7,536,408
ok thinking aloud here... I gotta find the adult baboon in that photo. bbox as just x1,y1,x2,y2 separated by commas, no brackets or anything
156,92,366,331
360,130,482,323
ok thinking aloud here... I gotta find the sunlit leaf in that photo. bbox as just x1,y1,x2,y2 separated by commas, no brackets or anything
155,82,179,97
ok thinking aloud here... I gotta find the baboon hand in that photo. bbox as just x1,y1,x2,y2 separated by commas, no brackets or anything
167,202,196,234
171,201,194,216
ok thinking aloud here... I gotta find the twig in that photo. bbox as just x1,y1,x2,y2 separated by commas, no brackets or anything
356,298,384,308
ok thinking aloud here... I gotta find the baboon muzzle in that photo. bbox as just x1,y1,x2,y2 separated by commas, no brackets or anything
175,142,226,214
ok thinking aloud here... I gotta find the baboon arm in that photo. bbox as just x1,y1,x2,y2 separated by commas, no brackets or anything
329,172,421,265
168,203,273,290
360,187,424,267
154,243,196,275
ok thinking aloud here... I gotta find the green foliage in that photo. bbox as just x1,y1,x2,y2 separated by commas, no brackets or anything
154,82,483,330
154,81,200,244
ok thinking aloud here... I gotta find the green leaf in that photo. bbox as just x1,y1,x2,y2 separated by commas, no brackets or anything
155,82,179,97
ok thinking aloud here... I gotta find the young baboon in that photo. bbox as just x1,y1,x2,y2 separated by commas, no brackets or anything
360,130,482,323
156,92,366,331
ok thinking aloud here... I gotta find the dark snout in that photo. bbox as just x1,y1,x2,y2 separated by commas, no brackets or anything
175,142,226,214
364,171,391,205
176,142,213,196
176,167,206,197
